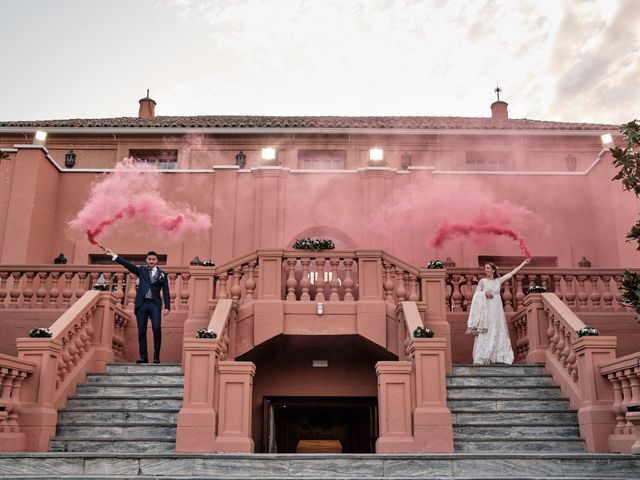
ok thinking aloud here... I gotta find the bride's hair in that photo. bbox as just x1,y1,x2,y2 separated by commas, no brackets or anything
487,263,499,279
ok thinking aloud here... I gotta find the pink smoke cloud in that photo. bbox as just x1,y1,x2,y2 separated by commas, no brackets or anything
70,159,211,245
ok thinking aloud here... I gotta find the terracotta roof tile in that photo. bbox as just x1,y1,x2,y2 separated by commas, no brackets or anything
0,115,619,131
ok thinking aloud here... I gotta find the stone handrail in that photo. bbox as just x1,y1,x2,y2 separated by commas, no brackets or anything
600,352,640,453
14,290,132,450
514,292,618,452
446,267,629,313
0,265,191,311
0,353,36,451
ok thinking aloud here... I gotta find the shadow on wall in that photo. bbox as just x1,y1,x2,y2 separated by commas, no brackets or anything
288,227,358,250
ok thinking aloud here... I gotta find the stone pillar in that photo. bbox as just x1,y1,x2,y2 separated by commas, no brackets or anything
358,169,392,249
16,338,63,451
254,250,285,346
182,267,216,352
212,361,256,452
356,250,387,349
420,269,452,373
407,338,454,452
175,339,223,452
375,361,415,453
522,294,548,364
252,169,285,248
627,410,640,454
90,293,118,373
574,336,617,452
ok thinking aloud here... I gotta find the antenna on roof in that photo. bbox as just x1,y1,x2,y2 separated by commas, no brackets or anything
494,83,502,102
146,89,150,98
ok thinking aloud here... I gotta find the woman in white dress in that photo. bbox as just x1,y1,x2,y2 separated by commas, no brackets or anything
466,258,530,365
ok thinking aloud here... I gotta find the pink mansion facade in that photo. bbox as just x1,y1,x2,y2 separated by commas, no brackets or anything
0,96,639,459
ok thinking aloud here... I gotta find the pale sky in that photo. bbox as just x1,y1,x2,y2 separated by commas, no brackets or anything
0,0,638,124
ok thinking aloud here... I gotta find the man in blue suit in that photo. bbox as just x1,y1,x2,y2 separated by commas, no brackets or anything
105,248,170,364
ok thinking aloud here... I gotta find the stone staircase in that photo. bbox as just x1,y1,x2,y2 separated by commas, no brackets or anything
50,363,183,453
448,364,585,453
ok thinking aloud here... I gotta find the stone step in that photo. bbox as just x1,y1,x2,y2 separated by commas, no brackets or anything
453,411,578,424
55,424,177,439
57,410,179,424
85,373,184,385
453,424,581,439
447,375,554,387
452,365,546,376
106,363,182,374
454,439,586,453
74,385,184,397
1,477,630,480
67,397,182,410
447,386,562,399
448,398,571,411
0,453,637,479
48,439,175,453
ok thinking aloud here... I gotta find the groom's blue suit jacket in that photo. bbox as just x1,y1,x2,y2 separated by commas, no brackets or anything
115,256,170,313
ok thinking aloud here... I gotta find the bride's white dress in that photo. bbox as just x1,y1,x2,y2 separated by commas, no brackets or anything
466,273,514,365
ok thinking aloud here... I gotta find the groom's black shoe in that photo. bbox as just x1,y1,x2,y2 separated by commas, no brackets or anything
136,358,149,364
153,358,160,364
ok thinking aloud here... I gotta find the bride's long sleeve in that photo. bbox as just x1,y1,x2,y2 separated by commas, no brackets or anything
467,279,488,334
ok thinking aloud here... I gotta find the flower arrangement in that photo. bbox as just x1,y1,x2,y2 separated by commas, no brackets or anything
93,283,111,291
576,326,600,338
293,238,335,251
28,327,53,338
426,260,444,269
201,260,215,267
525,285,547,294
195,328,217,339
413,326,434,338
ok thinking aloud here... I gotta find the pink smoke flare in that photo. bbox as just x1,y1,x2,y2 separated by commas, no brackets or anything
429,220,532,258
71,159,211,245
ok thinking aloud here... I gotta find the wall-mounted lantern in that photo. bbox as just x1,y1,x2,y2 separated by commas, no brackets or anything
401,151,412,170
235,150,247,169
65,150,77,168
565,153,576,172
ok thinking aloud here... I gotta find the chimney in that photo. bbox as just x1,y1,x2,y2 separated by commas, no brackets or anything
491,100,508,121
138,89,156,119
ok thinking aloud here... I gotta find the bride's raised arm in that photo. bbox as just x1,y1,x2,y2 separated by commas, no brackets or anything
509,258,531,277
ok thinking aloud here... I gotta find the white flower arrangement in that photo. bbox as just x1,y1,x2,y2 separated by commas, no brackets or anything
576,326,599,338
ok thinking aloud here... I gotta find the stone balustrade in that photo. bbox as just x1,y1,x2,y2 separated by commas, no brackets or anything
0,266,191,311
446,268,629,313
0,353,36,451
600,353,640,453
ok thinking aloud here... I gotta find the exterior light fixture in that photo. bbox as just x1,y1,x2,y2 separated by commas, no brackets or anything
401,151,412,170
261,147,276,160
316,302,324,315
565,153,577,172
235,150,247,169
600,134,613,146
64,150,77,168
34,130,47,146
369,148,384,162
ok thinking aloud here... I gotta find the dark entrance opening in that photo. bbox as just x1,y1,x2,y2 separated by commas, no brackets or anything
263,397,378,453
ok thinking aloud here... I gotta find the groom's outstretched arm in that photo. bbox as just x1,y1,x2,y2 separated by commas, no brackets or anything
104,248,140,276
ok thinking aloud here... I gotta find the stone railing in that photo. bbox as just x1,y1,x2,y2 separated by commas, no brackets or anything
512,292,618,452
14,290,132,450
600,352,640,453
0,353,36,451
446,268,629,313
0,265,191,311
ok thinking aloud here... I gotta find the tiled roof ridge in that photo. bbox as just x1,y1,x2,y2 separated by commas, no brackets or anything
0,114,620,130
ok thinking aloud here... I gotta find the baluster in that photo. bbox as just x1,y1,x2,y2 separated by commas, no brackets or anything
567,344,578,382
343,259,355,301
315,258,326,303
22,272,35,308
541,274,551,291
9,272,23,308
244,261,257,302
628,370,640,432
514,275,525,311
168,273,178,310
217,272,229,299
502,276,514,313
0,370,16,428
408,273,419,302
48,272,61,308
394,268,407,302
383,261,395,304
564,275,576,309
557,326,569,365
601,275,614,311
546,310,556,346
608,374,626,433
588,275,601,311
548,313,560,354
7,372,26,430
0,272,9,308
125,273,137,307
299,258,311,301
103,272,113,291
75,272,89,301
620,374,633,434
329,259,340,301
230,267,243,302
179,273,190,308
613,275,625,312
451,275,463,312
285,258,297,301
35,271,49,308
553,274,564,304
576,275,588,310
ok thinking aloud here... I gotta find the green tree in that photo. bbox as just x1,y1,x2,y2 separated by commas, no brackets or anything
611,120,640,318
